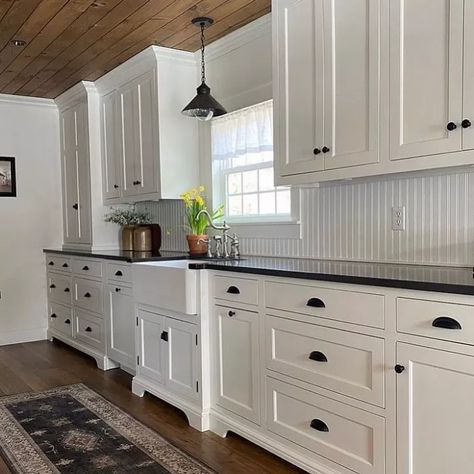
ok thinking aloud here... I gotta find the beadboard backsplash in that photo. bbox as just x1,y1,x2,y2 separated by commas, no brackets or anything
137,168,474,267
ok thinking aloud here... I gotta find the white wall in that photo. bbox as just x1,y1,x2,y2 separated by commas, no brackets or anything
138,15,474,267
0,96,62,345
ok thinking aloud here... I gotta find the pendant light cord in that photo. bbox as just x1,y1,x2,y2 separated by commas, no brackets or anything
200,22,206,83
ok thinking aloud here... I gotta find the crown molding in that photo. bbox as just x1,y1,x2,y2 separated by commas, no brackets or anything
199,13,271,63
0,93,57,109
55,81,96,110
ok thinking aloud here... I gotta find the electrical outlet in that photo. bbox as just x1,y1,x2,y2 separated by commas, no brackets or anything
392,206,406,231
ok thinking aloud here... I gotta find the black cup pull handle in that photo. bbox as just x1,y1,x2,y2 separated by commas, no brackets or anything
310,419,329,432
64,319,71,325
84,292,91,298
49,284,56,289
115,270,123,277
50,313,57,319
308,351,328,362
64,288,70,293
48,261,54,266
227,286,240,294
161,331,169,342
85,327,92,332
306,298,325,308
82,266,89,271
62,263,69,268
432,316,462,330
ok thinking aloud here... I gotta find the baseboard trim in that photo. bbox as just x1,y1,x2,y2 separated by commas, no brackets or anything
0,327,47,346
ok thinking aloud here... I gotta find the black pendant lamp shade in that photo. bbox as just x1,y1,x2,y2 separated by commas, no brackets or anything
182,17,227,121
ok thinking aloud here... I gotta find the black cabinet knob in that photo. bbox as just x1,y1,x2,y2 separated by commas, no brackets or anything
322,146,330,153
447,122,457,131
308,351,328,362
160,331,169,342
84,292,91,298
49,284,56,289
133,180,141,186
310,419,329,432
115,287,121,293
115,270,123,277
50,313,57,319
113,184,119,189
64,288,70,293
462,119,472,129
85,327,92,332
228,311,236,317
82,266,89,271
72,203,79,210
313,148,321,155
432,316,462,330
226,286,240,294
64,319,71,325
395,364,405,374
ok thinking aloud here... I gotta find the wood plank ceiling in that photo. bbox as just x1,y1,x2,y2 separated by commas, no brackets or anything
0,0,271,99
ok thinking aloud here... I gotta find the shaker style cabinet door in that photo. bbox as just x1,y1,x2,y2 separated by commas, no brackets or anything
396,342,474,474
389,0,464,160
322,0,380,170
274,0,325,176
462,0,474,151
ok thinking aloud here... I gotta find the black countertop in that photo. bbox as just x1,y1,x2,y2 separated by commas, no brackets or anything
44,248,474,295
44,248,190,263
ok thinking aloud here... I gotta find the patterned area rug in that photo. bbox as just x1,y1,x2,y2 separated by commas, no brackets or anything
0,384,214,473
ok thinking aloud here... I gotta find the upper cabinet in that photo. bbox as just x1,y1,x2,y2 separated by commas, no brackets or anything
274,0,380,178
96,47,199,203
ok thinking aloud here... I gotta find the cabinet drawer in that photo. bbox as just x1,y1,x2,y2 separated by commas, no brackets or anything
397,297,474,345
74,278,103,315
45,255,71,272
72,259,102,279
48,302,73,338
47,273,72,305
266,315,384,407
106,263,132,284
75,310,105,350
214,275,258,306
267,377,385,474
265,281,384,329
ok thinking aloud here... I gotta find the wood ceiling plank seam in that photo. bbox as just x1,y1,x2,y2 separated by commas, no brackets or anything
0,1,15,24
161,0,258,49
176,1,270,51
0,0,74,87
28,0,154,96
15,0,127,96
0,0,101,93
36,0,207,97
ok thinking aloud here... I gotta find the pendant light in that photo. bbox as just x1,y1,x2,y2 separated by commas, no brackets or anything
182,17,227,121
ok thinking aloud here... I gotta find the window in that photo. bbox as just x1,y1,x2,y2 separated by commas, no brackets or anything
211,100,292,224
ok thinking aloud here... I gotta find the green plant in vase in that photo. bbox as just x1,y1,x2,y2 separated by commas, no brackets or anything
104,207,151,251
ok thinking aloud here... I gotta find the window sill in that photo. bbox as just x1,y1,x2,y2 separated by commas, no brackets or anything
225,220,301,239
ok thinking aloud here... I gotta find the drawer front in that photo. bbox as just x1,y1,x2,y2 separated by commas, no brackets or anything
106,263,132,284
266,315,384,406
48,302,73,338
214,275,258,306
72,259,103,279
267,377,385,474
75,310,105,350
47,273,72,305
265,281,384,329
45,255,71,272
74,278,103,315
397,297,474,345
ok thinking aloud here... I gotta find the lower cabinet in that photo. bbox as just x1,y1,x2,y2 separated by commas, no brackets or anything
136,308,199,401
396,342,474,474
213,304,260,424
105,284,135,370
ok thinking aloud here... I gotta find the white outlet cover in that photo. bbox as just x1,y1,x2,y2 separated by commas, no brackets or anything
392,206,406,231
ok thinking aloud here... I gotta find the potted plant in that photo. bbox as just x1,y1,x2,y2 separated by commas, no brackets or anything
181,186,223,255
104,207,152,251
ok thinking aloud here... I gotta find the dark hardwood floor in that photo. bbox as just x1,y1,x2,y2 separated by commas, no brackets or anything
0,340,305,474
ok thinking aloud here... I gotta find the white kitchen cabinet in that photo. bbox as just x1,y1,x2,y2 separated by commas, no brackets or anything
213,304,260,424
96,46,199,203
274,0,380,177
463,0,474,150
106,284,135,370
390,0,464,160
60,102,92,246
396,342,474,474
101,91,121,200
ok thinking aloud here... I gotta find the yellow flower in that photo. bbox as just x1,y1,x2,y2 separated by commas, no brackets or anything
199,185,205,192
195,195,204,207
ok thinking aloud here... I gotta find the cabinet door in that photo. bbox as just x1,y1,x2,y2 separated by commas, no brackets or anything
162,318,199,400
274,0,324,176
390,0,464,160
463,0,474,150
136,309,165,384
106,285,135,369
397,342,474,474
323,0,380,169
101,91,122,200
213,305,260,424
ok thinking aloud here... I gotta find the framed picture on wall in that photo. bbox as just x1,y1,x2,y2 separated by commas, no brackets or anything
0,157,16,197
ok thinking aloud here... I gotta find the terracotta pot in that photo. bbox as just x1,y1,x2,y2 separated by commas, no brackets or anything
121,225,136,251
133,226,152,252
186,234,208,256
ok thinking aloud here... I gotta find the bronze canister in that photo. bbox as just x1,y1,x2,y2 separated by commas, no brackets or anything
121,225,135,251
133,226,152,252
